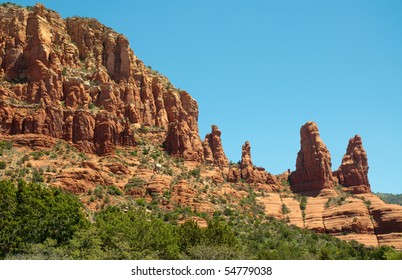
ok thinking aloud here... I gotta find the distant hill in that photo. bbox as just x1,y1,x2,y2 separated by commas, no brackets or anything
375,193,402,206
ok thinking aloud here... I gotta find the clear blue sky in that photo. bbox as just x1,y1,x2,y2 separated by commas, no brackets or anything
11,0,402,194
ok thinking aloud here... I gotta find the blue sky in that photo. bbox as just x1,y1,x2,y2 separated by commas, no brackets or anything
11,0,402,194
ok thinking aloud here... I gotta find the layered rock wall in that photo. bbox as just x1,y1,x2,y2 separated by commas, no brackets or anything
0,4,203,158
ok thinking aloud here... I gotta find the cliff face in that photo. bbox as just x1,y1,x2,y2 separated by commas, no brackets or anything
0,4,203,158
334,135,371,194
289,122,335,193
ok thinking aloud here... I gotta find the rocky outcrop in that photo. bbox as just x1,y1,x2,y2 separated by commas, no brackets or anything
227,141,276,184
0,4,203,157
323,197,375,235
203,125,228,166
162,90,204,161
334,135,371,194
54,167,113,194
289,122,334,193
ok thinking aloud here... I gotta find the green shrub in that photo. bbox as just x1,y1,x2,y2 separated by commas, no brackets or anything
107,185,123,196
0,180,86,258
299,196,307,211
136,198,146,207
189,167,201,178
281,204,291,214
17,154,30,165
30,151,44,160
32,168,44,183
0,141,13,150
0,161,6,170
124,177,147,190
94,186,104,199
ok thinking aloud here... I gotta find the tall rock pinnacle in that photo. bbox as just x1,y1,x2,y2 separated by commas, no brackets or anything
289,122,334,193
334,135,371,194
203,125,228,167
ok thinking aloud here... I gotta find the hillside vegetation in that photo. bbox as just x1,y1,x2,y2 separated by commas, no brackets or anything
1,180,401,260
375,193,402,206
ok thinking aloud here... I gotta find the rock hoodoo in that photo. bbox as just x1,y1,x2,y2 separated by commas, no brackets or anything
202,125,228,167
334,135,371,194
227,141,276,184
289,122,334,193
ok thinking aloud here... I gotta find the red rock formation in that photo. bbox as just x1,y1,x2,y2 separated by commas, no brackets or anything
227,141,276,184
0,4,203,157
289,122,334,193
334,135,371,194
203,125,228,166
162,90,204,161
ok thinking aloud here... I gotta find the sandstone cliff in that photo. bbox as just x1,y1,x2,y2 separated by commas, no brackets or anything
0,4,203,158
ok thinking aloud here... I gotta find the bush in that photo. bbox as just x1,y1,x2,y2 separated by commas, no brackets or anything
32,168,44,183
189,167,201,178
90,206,181,259
94,186,104,199
124,177,147,190
299,196,307,211
107,185,123,196
0,140,13,150
0,161,6,169
17,154,30,165
30,151,44,160
281,204,291,214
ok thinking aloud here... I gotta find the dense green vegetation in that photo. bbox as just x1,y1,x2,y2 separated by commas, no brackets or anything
0,180,86,258
375,193,402,206
1,179,401,260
